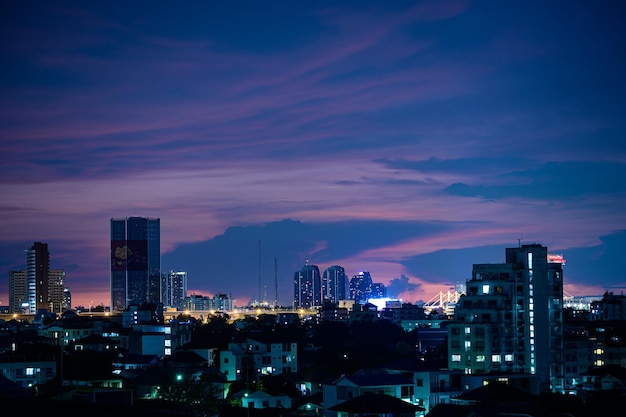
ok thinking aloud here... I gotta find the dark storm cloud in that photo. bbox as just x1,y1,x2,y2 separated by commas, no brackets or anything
445,161,626,199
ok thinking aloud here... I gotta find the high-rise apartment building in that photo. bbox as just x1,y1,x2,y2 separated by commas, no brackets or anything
9,242,66,314
322,265,348,303
447,243,565,393
48,269,66,313
27,242,49,314
110,216,161,312
8,270,27,314
349,271,373,304
162,270,187,310
293,262,321,308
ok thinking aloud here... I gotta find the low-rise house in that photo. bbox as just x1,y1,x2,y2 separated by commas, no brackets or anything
220,335,297,382
328,391,425,417
577,364,626,393
426,381,564,417
241,389,292,409
112,353,160,373
0,353,56,389
322,369,419,415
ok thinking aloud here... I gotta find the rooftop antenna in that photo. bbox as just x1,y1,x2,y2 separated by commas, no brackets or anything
258,240,262,304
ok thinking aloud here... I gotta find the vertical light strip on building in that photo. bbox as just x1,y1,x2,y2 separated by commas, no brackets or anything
528,251,535,374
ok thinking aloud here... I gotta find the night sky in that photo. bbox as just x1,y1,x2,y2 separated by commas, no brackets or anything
1,1,625,309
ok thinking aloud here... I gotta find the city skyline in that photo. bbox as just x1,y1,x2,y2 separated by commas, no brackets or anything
1,1,625,308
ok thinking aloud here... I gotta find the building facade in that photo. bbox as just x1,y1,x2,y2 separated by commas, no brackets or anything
349,271,373,304
162,270,187,310
8,269,27,314
220,336,298,382
293,262,321,309
8,243,66,315
322,265,348,303
447,243,565,393
48,269,66,313
110,217,161,312
27,242,50,314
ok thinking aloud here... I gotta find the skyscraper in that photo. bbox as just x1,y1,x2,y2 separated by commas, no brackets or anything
322,265,348,303
27,242,49,314
293,262,321,309
9,242,66,315
447,243,565,393
110,216,161,312
48,269,66,313
349,271,373,304
162,270,187,310
8,270,27,314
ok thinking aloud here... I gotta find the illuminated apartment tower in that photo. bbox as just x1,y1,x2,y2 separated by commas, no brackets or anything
322,265,348,303
447,244,565,393
48,269,66,313
293,261,321,308
27,242,50,314
110,217,161,312
162,270,187,310
349,271,373,304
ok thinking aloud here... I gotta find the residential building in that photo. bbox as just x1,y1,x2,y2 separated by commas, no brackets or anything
63,287,71,311
182,293,234,312
122,303,164,327
386,364,463,412
0,354,56,389
127,321,193,357
322,265,348,303
322,370,418,416
293,262,321,309
161,270,187,310
590,291,626,321
318,300,350,322
349,271,372,304
27,242,50,314
110,216,161,312
220,336,298,382
212,293,234,311
48,269,66,313
241,390,292,410
8,270,27,314
9,243,66,315
348,271,386,303
447,243,565,393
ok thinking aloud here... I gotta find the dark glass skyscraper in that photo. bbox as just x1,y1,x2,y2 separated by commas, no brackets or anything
110,217,161,312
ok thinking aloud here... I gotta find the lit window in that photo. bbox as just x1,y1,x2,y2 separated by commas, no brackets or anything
482,285,489,295
465,327,471,335
476,355,485,362
505,354,513,362
491,354,501,363
452,354,461,362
